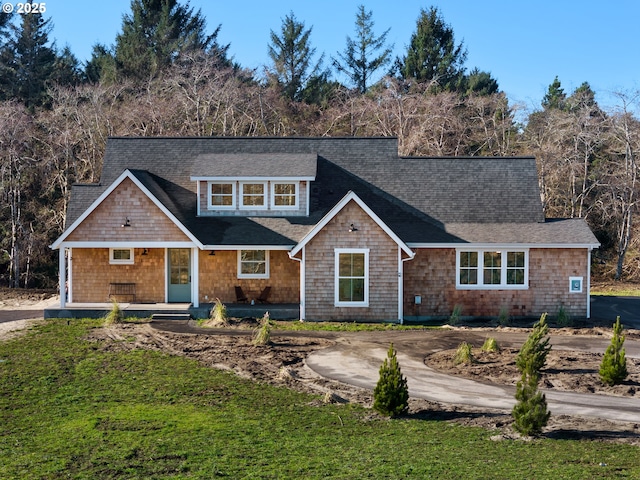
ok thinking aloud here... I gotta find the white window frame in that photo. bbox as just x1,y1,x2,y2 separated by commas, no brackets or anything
239,181,268,210
271,182,299,210
456,249,529,290
334,248,369,307
207,181,236,210
109,248,134,265
237,250,270,279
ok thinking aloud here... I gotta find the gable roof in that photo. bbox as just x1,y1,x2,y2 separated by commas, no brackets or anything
56,136,599,249
289,191,414,258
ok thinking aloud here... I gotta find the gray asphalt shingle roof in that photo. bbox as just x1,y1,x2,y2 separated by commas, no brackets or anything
63,136,598,247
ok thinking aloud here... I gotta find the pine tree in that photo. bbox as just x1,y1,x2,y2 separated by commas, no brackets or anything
396,6,467,92
541,76,566,110
0,12,56,108
512,313,551,436
599,317,628,386
267,11,324,102
332,5,393,93
114,0,228,80
373,343,409,417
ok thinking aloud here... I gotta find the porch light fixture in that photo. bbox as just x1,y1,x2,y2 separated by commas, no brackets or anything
209,250,216,256
142,248,148,255
348,223,358,232
121,217,131,228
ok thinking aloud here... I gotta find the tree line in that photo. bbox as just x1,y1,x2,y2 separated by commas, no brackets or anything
0,0,638,288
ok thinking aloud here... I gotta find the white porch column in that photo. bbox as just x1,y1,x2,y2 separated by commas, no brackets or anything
58,247,66,308
397,247,403,324
192,247,199,308
587,248,592,319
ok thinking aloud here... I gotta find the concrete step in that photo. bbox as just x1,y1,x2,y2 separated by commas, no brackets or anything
150,313,192,320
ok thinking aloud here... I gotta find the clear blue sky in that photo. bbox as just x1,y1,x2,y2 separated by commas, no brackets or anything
32,0,640,112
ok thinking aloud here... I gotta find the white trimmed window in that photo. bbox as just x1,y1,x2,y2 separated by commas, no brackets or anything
238,250,269,278
271,182,298,208
456,249,528,289
335,248,369,307
109,248,134,265
208,182,235,209
240,182,267,209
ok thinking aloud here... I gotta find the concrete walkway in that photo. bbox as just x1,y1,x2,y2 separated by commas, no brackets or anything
306,330,640,423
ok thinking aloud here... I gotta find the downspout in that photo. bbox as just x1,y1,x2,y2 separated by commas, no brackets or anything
288,247,305,320
399,249,416,325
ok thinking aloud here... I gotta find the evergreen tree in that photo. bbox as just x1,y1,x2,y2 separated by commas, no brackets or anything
599,317,628,386
373,343,409,417
396,6,467,92
332,5,393,93
84,43,118,84
541,76,566,110
114,0,229,80
0,12,56,108
267,11,324,102
512,314,551,436
462,68,499,96
51,46,83,86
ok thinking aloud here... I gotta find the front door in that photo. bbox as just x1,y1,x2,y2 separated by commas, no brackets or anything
168,248,191,302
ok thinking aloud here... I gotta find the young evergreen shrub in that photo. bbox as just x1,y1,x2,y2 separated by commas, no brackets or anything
103,300,123,325
516,313,551,374
512,313,551,436
512,373,551,437
498,306,510,326
252,312,272,346
373,343,409,417
453,341,475,365
556,305,572,327
481,337,500,353
599,316,628,386
448,304,463,325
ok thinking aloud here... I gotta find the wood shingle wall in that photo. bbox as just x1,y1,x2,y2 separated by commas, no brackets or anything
403,248,590,318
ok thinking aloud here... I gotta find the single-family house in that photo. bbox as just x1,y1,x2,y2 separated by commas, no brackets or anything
49,136,600,321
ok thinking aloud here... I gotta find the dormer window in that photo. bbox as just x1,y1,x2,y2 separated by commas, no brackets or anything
208,182,235,209
272,182,298,208
240,182,267,209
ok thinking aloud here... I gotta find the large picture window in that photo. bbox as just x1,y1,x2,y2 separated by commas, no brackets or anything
335,248,369,306
238,250,269,278
456,249,528,289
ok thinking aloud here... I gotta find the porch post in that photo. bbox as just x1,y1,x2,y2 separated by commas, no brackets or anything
587,248,592,319
192,247,199,308
397,246,403,324
58,247,66,308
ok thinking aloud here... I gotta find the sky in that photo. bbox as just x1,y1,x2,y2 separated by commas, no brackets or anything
25,0,640,113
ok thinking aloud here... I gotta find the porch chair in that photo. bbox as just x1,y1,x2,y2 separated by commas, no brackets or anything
257,286,271,304
234,286,249,303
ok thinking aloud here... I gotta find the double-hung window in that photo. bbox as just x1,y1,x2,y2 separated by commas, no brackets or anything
335,248,369,306
238,250,269,278
208,182,235,209
456,249,528,289
240,182,267,209
272,182,298,208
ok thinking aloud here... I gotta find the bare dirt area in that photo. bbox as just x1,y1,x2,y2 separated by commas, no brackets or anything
82,319,640,445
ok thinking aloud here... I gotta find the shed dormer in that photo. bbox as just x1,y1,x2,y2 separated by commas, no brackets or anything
191,153,317,217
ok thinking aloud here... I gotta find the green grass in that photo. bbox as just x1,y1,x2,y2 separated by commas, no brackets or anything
1,320,639,479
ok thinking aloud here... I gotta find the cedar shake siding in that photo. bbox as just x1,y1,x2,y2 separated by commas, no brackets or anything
66,178,190,243
198,250,299,304
304,200,399,321
404,248,590,318
71,248,165,303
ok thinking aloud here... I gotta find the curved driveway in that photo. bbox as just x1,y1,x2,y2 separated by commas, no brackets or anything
306,329,640,423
